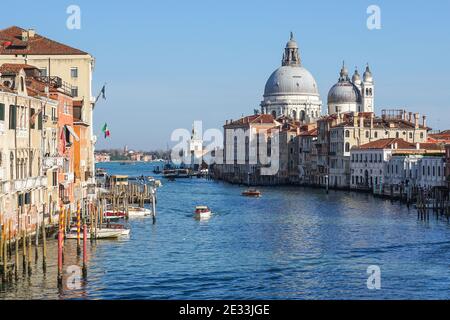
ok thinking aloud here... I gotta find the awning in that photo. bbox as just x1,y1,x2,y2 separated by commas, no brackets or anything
65,125,80,142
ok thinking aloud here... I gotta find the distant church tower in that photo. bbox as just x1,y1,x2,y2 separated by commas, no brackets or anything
361,64,374,113
189,123,203,170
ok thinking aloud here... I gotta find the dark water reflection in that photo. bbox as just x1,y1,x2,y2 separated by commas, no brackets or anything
1,162,450,299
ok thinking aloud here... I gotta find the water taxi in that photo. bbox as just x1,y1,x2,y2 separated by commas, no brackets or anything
195,206,212,219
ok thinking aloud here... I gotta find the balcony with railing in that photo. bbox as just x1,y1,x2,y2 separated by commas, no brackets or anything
35,76,73,97
12,176,47,192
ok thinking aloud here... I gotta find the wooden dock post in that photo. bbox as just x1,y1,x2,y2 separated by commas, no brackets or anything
42,212,47,273
76,202,81,256
82,218,88,279
22,228,27,274
57,226,63,288
152,188,156,224
27,229,32,276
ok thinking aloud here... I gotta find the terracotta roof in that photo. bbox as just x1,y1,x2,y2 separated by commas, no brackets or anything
0,63,37,74
225,114,277,126
356,138,415,150
300,127,318,136
0,26,88,55
428,131,450,143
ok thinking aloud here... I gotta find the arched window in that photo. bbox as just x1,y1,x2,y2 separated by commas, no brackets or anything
20,77,24,92
292,110,297,119
300,110,305,121
345,142,350,153
345,130,350,138
271,111,277,119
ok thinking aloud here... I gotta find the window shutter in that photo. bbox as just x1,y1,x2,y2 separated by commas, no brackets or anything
9,105,16,129
30,108,35,129
38,112,43,130
0,103,5,121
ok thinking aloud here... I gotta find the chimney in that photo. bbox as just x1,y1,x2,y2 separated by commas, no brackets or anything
22,30,29,41
28,29,36,38
422,115,427,128
359,114,364,128
408,112,413,122
370,113,374,129
353,113,358,127
416,142,420,150
414,113,419,129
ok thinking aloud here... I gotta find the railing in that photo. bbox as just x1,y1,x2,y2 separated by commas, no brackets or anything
12,176,46,192
35,76,73,97
42,157,64,170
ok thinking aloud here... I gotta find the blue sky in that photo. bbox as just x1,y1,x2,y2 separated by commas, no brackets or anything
1,0,449,150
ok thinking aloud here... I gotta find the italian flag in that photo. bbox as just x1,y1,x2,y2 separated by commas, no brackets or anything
102,123,111,138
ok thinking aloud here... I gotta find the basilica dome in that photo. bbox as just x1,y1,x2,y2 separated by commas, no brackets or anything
328,64,362,104
264,66,320,97
328,81,361,104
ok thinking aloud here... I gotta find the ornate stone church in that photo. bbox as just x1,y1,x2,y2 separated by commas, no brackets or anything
260,33,375,121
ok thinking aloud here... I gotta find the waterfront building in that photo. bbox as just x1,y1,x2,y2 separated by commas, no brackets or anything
95,152,111,163
326,110,429,189
327,63,374,114
73,99,91,200
297,124,318,185
0,26,96,199
260,33,322,123
215,114,281,185
0,64,55,233
350,138,417,191
350,138,446,193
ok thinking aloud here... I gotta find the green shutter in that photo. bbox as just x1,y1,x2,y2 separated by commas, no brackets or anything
0,103,5,121
9,105,16,129
30,108,35,129
38,112,43,130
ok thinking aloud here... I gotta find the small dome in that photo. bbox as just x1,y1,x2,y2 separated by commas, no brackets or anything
328,81,362,104
286,31,298,48
264,66,319,97
363,64,373,82
352,68,361,84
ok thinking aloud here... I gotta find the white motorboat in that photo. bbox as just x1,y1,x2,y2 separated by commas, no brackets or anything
127,206,152,218
65,226,129,239
195,206,212,220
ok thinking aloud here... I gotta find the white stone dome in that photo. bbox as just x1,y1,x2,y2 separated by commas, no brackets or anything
328,81,362,104
264,65,320,97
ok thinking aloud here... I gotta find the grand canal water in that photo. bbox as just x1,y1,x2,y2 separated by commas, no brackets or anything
1,161,450,300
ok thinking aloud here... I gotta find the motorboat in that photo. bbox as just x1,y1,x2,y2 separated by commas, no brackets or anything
127,206,152,218
65,227,128,239
103,210,127,221
195,206,212,219
242,189,262,198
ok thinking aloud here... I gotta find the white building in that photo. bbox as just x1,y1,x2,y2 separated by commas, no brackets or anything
417,156,446,188
261,33,322,123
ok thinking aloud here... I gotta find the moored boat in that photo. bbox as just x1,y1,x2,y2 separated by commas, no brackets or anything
127,206,152,218
65,227,128,239
103,210,127,221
